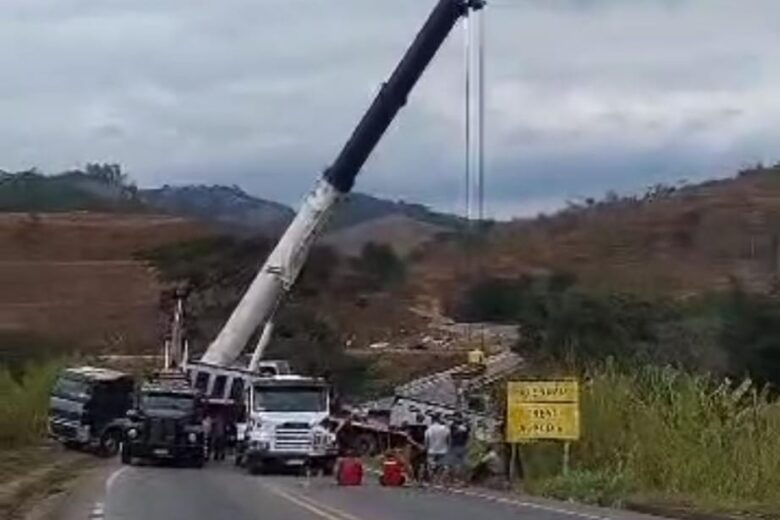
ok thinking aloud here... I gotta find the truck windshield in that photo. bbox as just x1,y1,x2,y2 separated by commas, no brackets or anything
52,377,91,401
141,393,193,412
253,387,327,412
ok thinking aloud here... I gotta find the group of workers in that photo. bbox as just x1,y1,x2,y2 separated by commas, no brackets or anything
401,411,472,485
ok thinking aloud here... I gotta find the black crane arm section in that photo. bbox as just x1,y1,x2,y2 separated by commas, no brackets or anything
324,0,485,193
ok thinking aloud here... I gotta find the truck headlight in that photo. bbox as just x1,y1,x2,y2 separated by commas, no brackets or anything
188,432,198,443
77,425,90,442
127,428,139,440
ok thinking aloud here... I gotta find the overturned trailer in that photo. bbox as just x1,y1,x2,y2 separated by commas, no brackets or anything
332,352,523,456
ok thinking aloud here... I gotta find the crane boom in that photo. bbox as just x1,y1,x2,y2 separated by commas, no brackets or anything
201,0,485,367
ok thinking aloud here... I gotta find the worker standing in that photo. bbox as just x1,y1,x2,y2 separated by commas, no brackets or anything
449,412,471,485
211,413,227,461
404,418,427,483
202,414,213,459
424,414,450,484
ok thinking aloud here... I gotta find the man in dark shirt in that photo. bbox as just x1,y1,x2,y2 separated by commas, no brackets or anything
449,412,470,484
403,417,427,483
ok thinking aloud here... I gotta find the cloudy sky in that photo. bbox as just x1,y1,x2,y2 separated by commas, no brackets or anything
2,0,779,218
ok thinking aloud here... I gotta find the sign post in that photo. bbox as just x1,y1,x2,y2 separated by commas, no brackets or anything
506,379,581,478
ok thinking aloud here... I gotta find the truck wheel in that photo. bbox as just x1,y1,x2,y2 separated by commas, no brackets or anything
248,462,265,475
190,455,205,469
99,430,121,457
353,433,378,456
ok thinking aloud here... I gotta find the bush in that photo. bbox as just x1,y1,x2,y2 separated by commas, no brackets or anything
720,285,780,389
349,242,405,291
523,364,780,511
0,361,62,448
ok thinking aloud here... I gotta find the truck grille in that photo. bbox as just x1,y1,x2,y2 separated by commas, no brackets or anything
273,426,311,452
148,418,177,444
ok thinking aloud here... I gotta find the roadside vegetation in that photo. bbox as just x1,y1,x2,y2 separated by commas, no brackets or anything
456,272,780,515
0,361,61,448
522,364,780,515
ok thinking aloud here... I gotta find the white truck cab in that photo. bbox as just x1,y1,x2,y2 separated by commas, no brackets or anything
241,376,337,475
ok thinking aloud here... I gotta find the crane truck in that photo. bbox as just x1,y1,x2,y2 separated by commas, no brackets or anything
183,0,487,474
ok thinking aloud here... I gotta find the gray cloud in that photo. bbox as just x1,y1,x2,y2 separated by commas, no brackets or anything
1,0,779,218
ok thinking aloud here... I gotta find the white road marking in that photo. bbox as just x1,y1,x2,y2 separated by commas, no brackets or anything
366,467,617,520
435,486,614,520
105,466,130,493
88,501,104,519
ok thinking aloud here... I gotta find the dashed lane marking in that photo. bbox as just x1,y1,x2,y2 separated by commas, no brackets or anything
88,501,104,520
430,485,614,520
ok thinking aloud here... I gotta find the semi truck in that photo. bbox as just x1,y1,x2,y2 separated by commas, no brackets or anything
236,376,337,474
120,373,207,468
48,366,134,456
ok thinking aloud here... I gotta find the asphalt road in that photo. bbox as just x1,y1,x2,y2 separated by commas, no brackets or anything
54,461,657,520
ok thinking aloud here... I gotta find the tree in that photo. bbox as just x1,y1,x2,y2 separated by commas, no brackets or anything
720,285,780,389
85,163,126,186
267,306,369,396
351,242,405,291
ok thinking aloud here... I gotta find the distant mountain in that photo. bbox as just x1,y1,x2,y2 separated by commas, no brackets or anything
140,185,294,235
0,166,465,243
0,166,143,212
328,193,465,231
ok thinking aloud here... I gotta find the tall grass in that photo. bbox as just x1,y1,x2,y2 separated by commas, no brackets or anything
523,363,780,511
0,361,62,448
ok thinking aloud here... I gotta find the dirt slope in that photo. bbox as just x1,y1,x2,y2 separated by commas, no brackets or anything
0,213,209,354
322,214,447,257
413,166,780,304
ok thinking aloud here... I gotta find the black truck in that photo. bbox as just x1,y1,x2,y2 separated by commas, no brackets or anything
120,375,206,467
48,366,134,456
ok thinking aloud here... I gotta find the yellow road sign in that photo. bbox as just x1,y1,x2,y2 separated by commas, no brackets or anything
506,380,580,442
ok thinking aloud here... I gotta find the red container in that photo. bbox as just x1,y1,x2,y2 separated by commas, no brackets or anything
379,458,406,487
336,457,363,486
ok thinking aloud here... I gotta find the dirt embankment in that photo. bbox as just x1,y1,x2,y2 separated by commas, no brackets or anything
0,212,209,354
412,169,780,303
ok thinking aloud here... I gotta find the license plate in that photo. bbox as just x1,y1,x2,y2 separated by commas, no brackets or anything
286,459,305,466
153,448,169,456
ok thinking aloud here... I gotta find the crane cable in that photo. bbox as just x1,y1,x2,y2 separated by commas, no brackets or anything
463,7,487,354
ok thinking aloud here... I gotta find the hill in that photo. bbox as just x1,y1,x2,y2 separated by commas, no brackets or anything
0,165,143,213
412,164,780,305
0,167,464,249
140,184,294,235
322,213,450,257
0,212,209,361
328,192,464,231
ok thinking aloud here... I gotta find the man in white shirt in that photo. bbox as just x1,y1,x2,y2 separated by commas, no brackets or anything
424,414,450,482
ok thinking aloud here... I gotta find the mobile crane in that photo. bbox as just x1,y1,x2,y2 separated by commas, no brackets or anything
184,0,486,470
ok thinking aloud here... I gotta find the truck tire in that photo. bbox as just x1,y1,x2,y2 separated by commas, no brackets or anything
353,433,378,457
99,429,121,458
